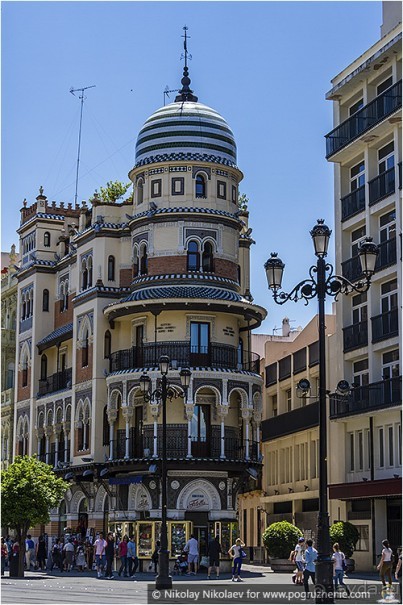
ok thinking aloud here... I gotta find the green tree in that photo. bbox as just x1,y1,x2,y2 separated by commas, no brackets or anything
263,521,303,559
238,193,249,211
1,456,68,576
329,521,359,558
90,180,132,204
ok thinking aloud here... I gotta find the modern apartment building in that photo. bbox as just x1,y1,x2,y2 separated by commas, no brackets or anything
325,2,401,569
13,54,266,563
259,315,336,542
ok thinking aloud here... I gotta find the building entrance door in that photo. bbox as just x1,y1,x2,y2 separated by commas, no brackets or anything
193,526,208,558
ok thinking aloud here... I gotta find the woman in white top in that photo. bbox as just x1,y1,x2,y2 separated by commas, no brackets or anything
228,538,245,582
332,543,350,596
377,539,393,586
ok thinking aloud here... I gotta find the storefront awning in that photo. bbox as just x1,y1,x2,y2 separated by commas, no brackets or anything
329,477,402,500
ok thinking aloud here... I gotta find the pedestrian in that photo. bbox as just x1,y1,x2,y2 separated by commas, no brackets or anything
303,539,317,595
118,535,128,577
94,532,107,578
228,538,245,582
151,540,160,576
332,543,350,596
85,539,94,571
207,535,222,580
36,535,47,570
377,539,393,587
51,539,63,572
105,532,115,580
184,534,199,575
25,534,35,570
76,543,86,571
395,547,402,603
1,538,8,576
5,536,12,568
290,537,305,585
63,539,75,572
127,536,138,579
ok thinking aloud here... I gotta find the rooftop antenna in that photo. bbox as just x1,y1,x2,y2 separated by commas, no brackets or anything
70,84,96,206
163,85,179,106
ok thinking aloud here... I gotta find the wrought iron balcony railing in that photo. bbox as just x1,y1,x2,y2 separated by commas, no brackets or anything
369,167,395,205
371,309,399,342
343,321,368,352
325,80,402,158
330,376,401,419
341,185,366,221
375,238,397,271
38,368,72,397
109,342,260,373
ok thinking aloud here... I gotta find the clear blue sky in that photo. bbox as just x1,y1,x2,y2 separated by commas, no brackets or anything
2,1,382,333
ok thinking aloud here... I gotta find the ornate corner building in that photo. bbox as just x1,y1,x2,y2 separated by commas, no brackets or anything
13,57,266,559
325,3,401,568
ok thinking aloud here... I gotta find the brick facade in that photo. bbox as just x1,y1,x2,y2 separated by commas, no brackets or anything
147,256,238,281
75,346,93,383
54,295,74,329
119,268,132,287
17,369,31,401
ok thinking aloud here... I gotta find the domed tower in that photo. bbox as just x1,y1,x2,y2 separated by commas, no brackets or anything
102,35,266,561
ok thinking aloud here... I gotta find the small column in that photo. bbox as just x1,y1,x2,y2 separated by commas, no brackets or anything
242,408,252,461
185,403,195,458
217,404,229,459
54,431,59,467
149,403,160,458
44,428,51,465
255,423,260,459
62,421,71,462
253,396,262,460
122,405,133,459
36,428,44,459
107,408,118,460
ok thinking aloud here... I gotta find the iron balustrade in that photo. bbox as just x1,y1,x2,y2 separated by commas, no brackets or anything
375,238,397,271
343,321,368,352
371,308,399,342
369,167,396,205
325,80,402,157
341,186,366,221
330,376,401,418
109,341,260,373
38,368,72,396
341,255,364,283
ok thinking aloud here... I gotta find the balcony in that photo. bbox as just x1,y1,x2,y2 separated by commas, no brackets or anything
375,238,397,271
325,80,402,158
343,321,368,352
20,316,33,333
369,167,395,206
341,186,366,221
341,255,363,283
110,429,259,462
262,401,319,441
329,376,401,419
372,309,399,342
109,342,260,373
38,368,72,397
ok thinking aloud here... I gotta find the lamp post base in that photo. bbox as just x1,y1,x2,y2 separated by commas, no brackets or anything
156,550,172,590
315,559,334,604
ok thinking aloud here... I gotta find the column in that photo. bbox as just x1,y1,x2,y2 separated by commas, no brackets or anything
45,429,50,465
149,403,160,458
242,409,252,461
185,403,195,458
253,409,262,460
107,408,117,460
122,406,133,459
54,430,60,467
217,404,229,459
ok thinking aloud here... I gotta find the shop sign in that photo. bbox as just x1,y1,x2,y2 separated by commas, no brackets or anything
187,491,209,510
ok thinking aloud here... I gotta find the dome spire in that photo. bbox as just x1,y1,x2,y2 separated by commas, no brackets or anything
175,26,198,103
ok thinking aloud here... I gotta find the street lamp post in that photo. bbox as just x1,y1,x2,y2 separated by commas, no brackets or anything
140,357,192,590
264,220,378,604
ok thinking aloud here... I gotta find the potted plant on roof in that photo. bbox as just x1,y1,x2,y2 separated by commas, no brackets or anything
330,521,359,572
263,521,304,573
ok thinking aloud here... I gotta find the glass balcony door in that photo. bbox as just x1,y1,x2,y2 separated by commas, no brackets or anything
190,322,210,366
191,404,210,457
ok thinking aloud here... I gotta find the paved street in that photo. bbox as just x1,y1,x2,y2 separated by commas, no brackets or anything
1,565,396,605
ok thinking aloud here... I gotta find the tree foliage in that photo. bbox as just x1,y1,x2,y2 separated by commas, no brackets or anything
1,456,68,575
263,521,303,559
89,180,132,204
238,193,249,211
329,521,360,558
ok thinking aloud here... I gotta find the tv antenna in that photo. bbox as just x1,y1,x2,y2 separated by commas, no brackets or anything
70,84,96,205
163,85,179,106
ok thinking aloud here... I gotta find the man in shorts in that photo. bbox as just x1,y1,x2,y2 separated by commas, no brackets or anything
207,535,222,580
292,537,305,585
94,532,107,578
184,534,199,575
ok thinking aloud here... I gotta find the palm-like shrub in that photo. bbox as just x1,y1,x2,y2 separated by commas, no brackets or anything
263,521,303,559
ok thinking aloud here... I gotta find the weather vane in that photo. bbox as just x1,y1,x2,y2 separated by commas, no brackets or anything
181,25,192,68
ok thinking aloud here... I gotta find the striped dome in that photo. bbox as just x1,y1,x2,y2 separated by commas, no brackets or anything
135,101,237,167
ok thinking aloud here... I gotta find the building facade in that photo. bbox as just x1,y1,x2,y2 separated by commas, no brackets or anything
259,315,336,543
1,246,19,470
325,2,401,569
13,59,266,561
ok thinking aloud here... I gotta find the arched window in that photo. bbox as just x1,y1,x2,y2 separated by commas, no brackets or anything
21,294,27,320
88,257,93,288
44,232,51,247
195,174,206,198
140,245,148,275
82,330,89,367
187,241,200,271
77,419,84,451
137,179,144,205
107,256,115,281
104,330,111,359
103,406,109,446
42,289,49,312
40,354,48,381
202,242,214,272
22,358,28,387
132,248,139,278
81,261,88,291
237,265,241,285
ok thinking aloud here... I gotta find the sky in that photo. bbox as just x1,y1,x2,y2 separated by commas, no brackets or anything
2,1,382,334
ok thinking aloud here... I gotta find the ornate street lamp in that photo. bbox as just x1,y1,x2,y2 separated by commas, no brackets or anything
140,357,192,590
264,220,378,604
